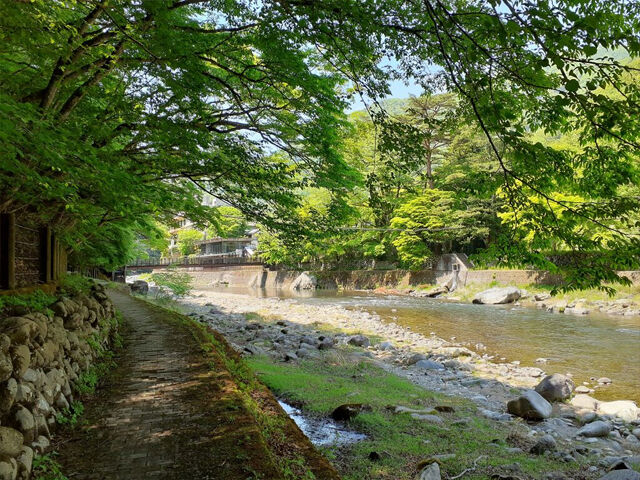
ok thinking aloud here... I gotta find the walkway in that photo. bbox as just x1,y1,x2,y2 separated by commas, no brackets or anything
58,290,282,479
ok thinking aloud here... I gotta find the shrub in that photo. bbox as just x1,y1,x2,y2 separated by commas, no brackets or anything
0,290,57,317
148,268,192,298
59,273,94,296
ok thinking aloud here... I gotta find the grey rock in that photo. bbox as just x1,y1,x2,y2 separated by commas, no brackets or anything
130,280,149,295
598,377,613,384
580,412,598,424
410,413,443,424
575,385,591,394
507,390,552,420
377,341,394,351
317,337,335,350
565,303,590,315
577,420,612,438
16,445,33,478
535,374,575,402
290,272,317,291
405,353,428,365
472,287,521,305
347,335,370,347
415,360,445,371
31,435,50,454
535,293,551,301
11,405,35,443
423,286,449,298
284,352,298,362
480,408,512,421
597,471,640,480
300,335,317,347
418,462,441,480
530,434,557,454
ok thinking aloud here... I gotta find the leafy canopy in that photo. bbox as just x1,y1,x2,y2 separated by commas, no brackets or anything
0,0,639,288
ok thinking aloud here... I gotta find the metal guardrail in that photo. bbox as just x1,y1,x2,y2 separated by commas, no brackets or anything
127,253,263,268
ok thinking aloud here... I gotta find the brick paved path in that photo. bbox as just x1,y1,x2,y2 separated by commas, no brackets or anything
58,290,281,479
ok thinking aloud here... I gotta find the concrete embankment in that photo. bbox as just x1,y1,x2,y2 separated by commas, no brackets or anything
141,264,640,291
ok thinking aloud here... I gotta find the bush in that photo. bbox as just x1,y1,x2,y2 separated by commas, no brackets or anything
0,290,57,317
59,273,94,296
148,269,192,298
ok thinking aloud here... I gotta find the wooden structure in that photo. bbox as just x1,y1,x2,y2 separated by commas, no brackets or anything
0,213,66,292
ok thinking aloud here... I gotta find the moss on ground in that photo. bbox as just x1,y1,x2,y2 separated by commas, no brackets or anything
246,354,597,480
136,295,340,480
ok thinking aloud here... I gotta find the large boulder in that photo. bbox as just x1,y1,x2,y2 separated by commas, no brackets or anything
507,390,552,420
472,287,521,305
598,400,639,422
534,374,574,402
130,280,149,295
290,272,317,291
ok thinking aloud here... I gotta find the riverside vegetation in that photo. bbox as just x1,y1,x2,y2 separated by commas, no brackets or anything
123,285,639,480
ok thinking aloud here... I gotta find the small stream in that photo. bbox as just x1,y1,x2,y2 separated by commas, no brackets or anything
278,401,367,446
207,286,640,403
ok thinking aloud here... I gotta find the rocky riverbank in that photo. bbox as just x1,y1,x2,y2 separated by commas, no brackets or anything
173,288,640,478
403,284,640,318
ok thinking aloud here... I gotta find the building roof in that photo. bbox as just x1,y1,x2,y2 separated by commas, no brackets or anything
196,237,252,245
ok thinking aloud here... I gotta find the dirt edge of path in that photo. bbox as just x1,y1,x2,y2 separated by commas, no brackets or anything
142,296,342,480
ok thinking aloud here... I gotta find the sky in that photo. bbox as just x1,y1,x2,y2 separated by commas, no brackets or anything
348,78,424,112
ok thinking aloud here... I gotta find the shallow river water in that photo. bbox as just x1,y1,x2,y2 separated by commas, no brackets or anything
209,286,640,404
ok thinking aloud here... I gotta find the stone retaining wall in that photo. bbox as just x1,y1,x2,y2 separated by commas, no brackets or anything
0,283,119,479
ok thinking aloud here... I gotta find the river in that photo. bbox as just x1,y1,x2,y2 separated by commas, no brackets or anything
207,286,640,404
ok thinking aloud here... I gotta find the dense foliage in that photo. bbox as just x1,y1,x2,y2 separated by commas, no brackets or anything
1,0,639,288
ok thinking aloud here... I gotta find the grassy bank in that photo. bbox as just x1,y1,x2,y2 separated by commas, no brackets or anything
132,293,340,479
415,280,640,305
247,353,594,480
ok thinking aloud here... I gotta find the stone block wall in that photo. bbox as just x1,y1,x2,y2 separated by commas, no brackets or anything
0,283,118,479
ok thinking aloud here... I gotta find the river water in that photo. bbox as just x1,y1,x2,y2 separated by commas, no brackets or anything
211,286,640,404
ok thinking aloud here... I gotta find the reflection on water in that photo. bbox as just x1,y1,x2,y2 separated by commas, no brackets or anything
279,401,367,446
205,286,640,403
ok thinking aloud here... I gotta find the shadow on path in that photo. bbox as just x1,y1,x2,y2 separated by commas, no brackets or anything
58,290,283,479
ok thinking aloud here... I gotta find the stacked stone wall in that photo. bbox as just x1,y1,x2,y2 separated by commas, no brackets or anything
0,283,118,479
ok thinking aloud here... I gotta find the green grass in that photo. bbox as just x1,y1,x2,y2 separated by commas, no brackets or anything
32,452,68,480
247,354,592,480
0,289,57,316
450,281,639,304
